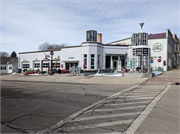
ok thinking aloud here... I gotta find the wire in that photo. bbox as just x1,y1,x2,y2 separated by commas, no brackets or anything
0,43,38,49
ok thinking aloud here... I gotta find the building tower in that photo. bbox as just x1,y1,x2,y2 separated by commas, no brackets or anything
130,23,151,74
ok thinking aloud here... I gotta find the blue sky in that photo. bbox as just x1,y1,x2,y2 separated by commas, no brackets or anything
0,0,179,55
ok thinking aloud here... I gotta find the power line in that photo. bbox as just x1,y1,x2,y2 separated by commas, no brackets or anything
0,43,38,49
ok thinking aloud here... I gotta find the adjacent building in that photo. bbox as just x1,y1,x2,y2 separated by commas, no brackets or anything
108,29,180,71
0,57,18,74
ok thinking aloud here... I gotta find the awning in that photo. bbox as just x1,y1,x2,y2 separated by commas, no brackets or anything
62,60,79,63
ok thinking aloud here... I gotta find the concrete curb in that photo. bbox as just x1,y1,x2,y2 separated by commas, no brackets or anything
37,85,139,133
122,85,171,134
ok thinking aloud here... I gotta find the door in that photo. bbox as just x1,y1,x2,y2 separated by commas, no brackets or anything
113,61,117,70
7,65,12,73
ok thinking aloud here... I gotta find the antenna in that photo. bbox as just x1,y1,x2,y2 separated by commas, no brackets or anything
139,23,144,33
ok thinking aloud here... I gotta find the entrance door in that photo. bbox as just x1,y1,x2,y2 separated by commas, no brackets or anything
113,61,117,70
7,65,12,73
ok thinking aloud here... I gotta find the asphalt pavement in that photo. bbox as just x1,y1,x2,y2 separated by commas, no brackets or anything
1,68,180,133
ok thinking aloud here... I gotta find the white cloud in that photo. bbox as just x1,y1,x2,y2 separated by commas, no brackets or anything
0,0,179,54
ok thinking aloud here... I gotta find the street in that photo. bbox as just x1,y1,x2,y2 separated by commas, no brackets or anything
1,68,180,133
1,81,131,133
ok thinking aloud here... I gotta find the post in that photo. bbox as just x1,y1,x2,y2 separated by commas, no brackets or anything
51,55,53,71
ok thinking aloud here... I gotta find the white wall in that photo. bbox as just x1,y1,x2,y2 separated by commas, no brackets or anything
61,47,82,69
19,51,61,72
0,65,7,74
148,38,167,71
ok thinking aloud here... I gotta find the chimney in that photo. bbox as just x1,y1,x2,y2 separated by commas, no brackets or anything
97,33,102,43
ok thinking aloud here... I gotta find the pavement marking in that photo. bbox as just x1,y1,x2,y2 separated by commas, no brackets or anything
119,94,157,98
105,100,150,106
37,85,139,133
128,95,156,98
65,119,133,131
131,91,161,94
123,85,171,134
115,97,154,101
132,92,158,95
74,112,141,122
86,105,146,112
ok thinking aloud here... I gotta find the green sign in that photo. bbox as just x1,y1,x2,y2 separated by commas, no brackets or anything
152,43,163,52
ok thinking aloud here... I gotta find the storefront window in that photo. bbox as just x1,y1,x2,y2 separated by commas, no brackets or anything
91,54,94,69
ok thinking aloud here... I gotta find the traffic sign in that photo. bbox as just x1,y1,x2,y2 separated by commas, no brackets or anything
150,60,153,63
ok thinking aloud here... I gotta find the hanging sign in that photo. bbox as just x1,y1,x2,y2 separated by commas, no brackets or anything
158,59,161,62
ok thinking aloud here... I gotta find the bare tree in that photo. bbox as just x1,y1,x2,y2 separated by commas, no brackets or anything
38,42,68,51
0,52,9,57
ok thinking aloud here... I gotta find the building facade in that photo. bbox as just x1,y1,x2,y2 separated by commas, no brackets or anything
108,29,180,71
18,29,179,73
0,57,18,74
18,31,129,72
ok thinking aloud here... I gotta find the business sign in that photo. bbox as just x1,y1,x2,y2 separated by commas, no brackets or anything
152,43,163,52
143,48,148,54
136,48,142,55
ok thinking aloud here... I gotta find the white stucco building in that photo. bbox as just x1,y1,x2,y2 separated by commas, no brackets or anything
19,31,129,73
18,29,179,73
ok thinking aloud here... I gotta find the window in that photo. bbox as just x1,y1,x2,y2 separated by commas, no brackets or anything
98,55,100,69
91,54,94,69
9,66,12,70
34,63,40,68
176,44,178,51
52,63,60,68
23,64,29,68
84,54,87,69
43,63,49,68
1,66,6,70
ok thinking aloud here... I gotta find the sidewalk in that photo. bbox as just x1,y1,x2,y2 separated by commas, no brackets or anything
135,68,180,134
135,85,179,134
0,73,148,85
